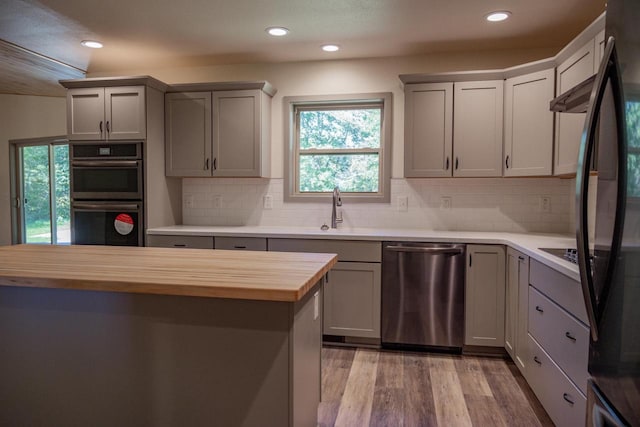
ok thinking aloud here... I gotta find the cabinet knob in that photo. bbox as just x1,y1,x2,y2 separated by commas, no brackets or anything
213,158,217,170
205,158,210,170
535,306,544,313
99,120,103,134
533,356,542,365
565,331,577,342
455,157,459,170
106,120,110,134
446,157,450,170
505,155,510,169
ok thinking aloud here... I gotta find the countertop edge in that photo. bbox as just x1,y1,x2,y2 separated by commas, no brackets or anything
147,226,580,282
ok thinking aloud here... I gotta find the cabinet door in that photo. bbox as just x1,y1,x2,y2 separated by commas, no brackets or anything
165,92,212,177
67,88,105,140
514,252,529,374
324,261,381,339
504,69,554,177
506,247,529,373
555,39,595,175
212,90,262,177
453,81,504,177
105,86,146,140
505,249,519,358
404,83,453,177
465,245,506,347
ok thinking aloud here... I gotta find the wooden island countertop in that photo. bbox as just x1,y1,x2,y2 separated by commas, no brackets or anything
0,244,337,302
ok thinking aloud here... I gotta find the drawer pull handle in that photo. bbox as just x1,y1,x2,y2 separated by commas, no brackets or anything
518,256,525,261
173,244,187,247
234,246,247,249
563,393,575,405
565,332,577,341
535,306,544,313
533,356,542,365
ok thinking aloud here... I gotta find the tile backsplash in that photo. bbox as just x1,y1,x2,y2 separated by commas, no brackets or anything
182,177,574,233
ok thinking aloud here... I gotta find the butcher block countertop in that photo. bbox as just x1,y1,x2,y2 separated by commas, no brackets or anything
0,244,337,302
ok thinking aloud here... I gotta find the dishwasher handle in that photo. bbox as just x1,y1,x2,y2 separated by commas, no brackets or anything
385,245,464,255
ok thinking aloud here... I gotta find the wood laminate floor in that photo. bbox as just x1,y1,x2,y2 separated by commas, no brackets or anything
318,347,554,427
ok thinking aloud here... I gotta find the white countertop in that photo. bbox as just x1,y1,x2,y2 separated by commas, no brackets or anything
147,225,580,282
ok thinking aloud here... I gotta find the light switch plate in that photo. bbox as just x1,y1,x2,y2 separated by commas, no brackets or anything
213,195,223,209
539,196,551,213
397,196,408,212
263,194,273,209
440,196,452,210
184,194,194,209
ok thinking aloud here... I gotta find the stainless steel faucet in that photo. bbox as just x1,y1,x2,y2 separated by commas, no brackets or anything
331,186,343,228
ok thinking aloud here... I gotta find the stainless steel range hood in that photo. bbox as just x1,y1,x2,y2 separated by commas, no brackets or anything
549,74,595,113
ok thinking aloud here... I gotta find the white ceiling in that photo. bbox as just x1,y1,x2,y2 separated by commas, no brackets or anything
0,0,605,95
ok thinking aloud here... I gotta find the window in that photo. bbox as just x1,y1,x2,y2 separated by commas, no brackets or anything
10,137,70,244
284,93,392,202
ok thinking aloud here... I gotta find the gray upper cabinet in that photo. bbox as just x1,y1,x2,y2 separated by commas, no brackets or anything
165,92,212,177
504,69,555,177
554,39,595,175
67,86,146,141
165,88,272,178
403,80,503,178
213,90,268,177
404,82,453,177
453,80,504,177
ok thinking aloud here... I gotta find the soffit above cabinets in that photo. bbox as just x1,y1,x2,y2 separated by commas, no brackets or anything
1,0,605,96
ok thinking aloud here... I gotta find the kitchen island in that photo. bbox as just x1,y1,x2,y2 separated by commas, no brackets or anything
0,244,337,427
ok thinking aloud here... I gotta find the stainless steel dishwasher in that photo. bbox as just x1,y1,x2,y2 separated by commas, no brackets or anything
382,242,465,352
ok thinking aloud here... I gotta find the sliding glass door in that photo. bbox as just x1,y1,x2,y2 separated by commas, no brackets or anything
12,138,70,244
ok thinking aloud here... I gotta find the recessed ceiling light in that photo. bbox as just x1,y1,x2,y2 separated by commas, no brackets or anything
266,27,289,37
322,44,340,52
486,11,511,22
81,40,103,49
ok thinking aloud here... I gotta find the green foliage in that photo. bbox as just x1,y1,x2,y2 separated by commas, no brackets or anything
627,102,640,197
22,144,69,226
298,107,382,193
300,155,379,192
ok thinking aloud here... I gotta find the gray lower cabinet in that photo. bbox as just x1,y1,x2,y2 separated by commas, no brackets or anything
324,262,381,339
464,244,506,347
146,234,214,249
527,259,589,426
505,248,529,373
268,238,381,340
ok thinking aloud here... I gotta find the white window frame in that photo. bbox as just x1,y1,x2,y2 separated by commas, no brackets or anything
283,92,392,203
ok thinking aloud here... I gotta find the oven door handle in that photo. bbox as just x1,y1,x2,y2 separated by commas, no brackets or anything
71,160,140,168
73,203,140,211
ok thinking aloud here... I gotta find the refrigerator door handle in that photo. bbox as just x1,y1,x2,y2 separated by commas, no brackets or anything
576,36,627,342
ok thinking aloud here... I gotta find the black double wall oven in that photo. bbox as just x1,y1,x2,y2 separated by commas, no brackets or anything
70,142,144,246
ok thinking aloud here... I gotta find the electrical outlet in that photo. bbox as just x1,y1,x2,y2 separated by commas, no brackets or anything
184,194,194,209
263,194,273,209
440,196,452,210
213,195,223,209
397,196,408,212
539,196,551,213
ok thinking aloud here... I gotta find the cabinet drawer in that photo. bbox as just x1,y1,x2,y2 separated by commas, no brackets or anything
215,237,267,251
529,286,589,394
529,259,588,324
527,334,587,427
268,239,381,262
146,234,214,249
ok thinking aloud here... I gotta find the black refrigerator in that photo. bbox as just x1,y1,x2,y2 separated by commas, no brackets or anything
572,0,640,425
